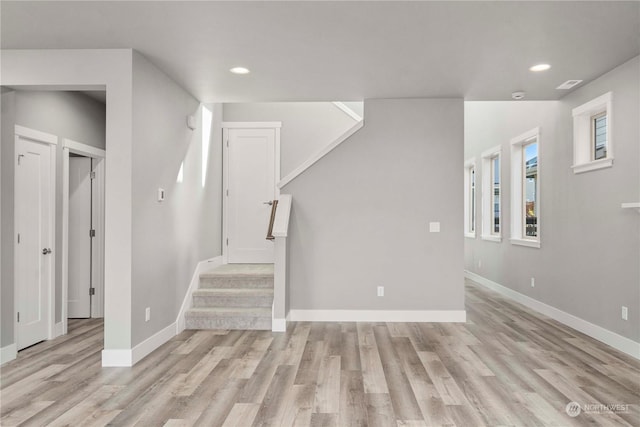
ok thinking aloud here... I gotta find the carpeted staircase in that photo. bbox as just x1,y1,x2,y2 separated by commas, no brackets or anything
185,264,273,330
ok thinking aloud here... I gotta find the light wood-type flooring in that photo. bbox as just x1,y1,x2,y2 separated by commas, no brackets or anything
1,281,639,426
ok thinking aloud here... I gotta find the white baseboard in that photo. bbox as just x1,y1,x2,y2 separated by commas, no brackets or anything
1,343,17,365
54,321,64,338
288,309,466,323
465,270,640,360
102,322,176,367
176,256,224,334
272,318,287,332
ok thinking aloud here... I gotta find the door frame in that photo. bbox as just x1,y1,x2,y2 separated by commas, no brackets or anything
221,122,281,264
61,139,106,334
14,125,58,347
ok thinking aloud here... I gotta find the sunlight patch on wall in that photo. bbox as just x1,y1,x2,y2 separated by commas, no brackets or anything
202,105,213,188
176,161,184,183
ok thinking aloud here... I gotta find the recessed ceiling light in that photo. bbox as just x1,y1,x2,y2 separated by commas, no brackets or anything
530,63,551,72
230,67,250,75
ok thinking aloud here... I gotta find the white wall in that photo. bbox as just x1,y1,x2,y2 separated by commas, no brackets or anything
223,102,358,177
130,52,221,347
283,98,465,315
465,56,640,344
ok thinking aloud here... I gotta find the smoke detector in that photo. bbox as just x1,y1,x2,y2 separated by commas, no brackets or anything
512,91,526,100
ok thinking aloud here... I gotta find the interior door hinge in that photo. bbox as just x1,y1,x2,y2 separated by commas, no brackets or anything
90,287,96,296
17,312,20,323
17,154,24,165
226,238,229,246
89,229,96,238
17,233,20,244
226,189,229,197
226,140,229,147
90,171,96,180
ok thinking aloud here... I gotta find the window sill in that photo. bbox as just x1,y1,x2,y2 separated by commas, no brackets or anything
572,158,613,174
465,232,476,239
481,234,502,243
510,238,540,248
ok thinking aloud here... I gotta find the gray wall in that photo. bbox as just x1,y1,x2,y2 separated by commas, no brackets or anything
223,102,358,177
465,56,640,342
130,52,222,347
284,98,465,311
1,90,106,347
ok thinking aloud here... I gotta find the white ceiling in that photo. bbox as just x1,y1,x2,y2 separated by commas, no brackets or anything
1,1,638,102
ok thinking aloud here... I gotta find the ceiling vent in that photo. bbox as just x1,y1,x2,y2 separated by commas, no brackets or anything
556,80,583,90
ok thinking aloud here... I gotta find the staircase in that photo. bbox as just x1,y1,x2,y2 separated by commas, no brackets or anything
185,264,274,330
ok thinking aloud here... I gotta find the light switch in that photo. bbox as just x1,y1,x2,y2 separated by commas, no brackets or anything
158,188,165,202
429,222,440,233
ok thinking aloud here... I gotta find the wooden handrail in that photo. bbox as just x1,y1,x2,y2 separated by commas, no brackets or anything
266,199,278,240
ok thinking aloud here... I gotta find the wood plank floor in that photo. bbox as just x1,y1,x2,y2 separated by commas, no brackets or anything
1,280,639,426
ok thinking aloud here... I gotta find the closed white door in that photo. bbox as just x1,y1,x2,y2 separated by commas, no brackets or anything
68,156,92,318
16,137,53,350
226,128,276,263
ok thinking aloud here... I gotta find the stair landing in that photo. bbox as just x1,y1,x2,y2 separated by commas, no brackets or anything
185,263,273,331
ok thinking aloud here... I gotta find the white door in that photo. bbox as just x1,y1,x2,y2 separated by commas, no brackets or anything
68,156,92,318
15,137,53,350
226,127,277,263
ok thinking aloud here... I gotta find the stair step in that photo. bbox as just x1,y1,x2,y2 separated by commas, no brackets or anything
185,307,271,330
192,288,273,308
199,273,273,289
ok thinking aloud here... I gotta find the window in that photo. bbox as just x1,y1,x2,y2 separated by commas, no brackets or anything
510,128,540,248
481,146,501,242
464,158,476,238
572,92,613,174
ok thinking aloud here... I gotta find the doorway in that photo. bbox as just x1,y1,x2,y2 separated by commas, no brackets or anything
14,126,57,351
222,122,281,264
61,139,106,333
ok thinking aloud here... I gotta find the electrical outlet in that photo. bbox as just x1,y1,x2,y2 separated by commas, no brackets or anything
531,277,535,287
622,306,628,321
145,307,151,322
377,286,384,297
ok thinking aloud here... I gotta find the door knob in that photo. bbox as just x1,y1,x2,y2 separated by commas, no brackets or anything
263,201,273,206
42,248,52,255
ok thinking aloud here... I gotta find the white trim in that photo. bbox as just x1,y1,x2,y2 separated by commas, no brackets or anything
102,322,176,367
272,318,287,332
571,158,613,174
14,126,57,350
101,349,132,367
510,127,540,248
509,238,541,248
463,158,476,238
480,146,502,242
221,121,282,129
61,139,106,336
62,138,106,158
465,271,640,360
54,321,64,338
0,344,17,365
176,256,224,334
332,101,363,122
572,92,613,173
278,120,364,188
222,124,281,264
289,310,466,323
15,125,58,145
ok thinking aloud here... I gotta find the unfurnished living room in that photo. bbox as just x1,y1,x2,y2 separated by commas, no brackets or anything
1,1,639,426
